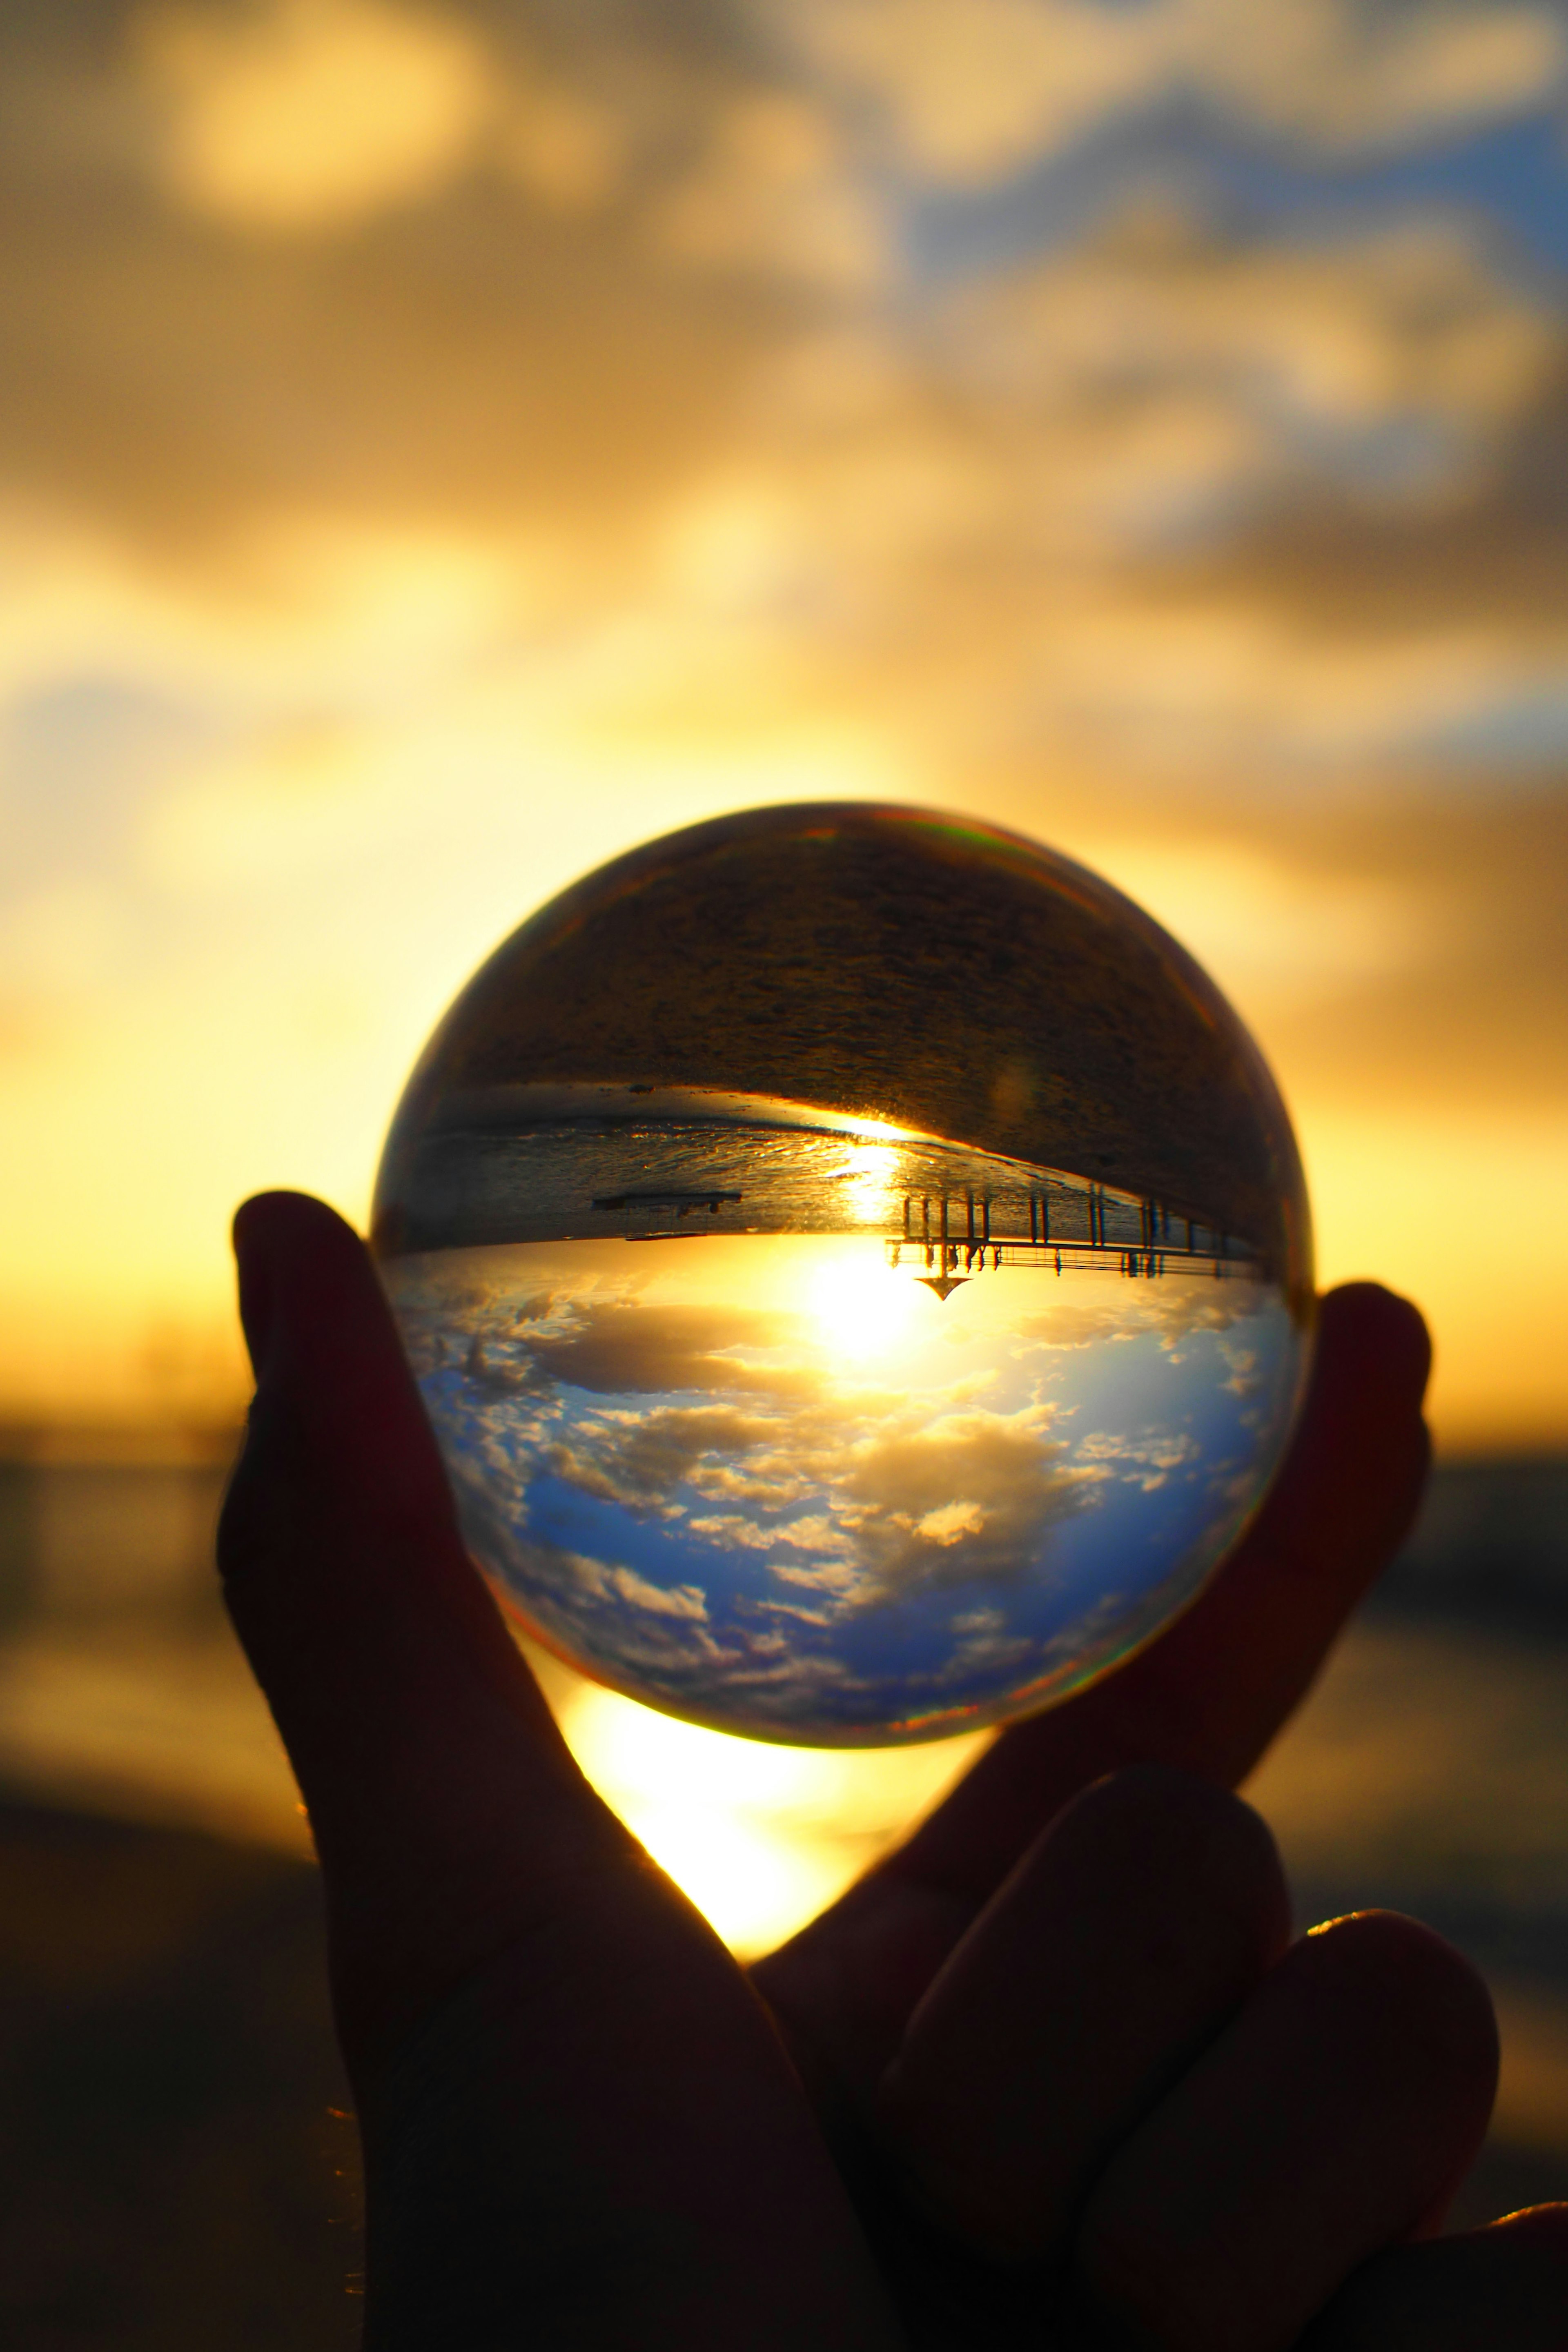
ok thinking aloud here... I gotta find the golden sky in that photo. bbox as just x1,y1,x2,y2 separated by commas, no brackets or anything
2,0,1567,1449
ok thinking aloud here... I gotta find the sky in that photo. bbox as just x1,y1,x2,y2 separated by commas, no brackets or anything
390,1233,1301,1740
2,0,1567,1449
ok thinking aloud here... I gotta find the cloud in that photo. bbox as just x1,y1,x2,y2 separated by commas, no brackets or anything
447,1515,720,1650
136,0,492,230
651,94,887,287
2,8,1559,797
687,1510,852,1554
498,70,628,215
933,211,1555,543
403,1233,1307,1731
780,0,1566,184
911,1499,987,1545
543,1403,789,1513
782,1399,1102,1602
768,1556,869,1597
1014,1274,1272,1352
522,1301,810,1398
777,0,1155,183
1228,793,1568,1116
1012,1300,1140,1352
1078,1429,1200,1491
1090,842,1437,1016
486,1270,1107,1608
1201,0,1566,156
604,1564,709,1619
931,1610,1038,1681
455,1510,894,1726
0,0,1566,1458
838,1405,1088,1587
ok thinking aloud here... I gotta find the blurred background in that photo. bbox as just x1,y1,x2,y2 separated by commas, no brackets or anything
1,0,1566,2341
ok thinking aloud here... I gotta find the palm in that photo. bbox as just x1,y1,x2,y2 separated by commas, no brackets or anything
219,1194,1566,2350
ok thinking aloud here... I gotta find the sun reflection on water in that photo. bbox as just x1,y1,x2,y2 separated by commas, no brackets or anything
834,1141,907,1228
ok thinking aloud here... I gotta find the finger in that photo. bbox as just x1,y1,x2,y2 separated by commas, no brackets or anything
220,1192,624,2071
875,1768,1290,2263
755,1282,1429,2095
1303,2207,1568,2350
222,1195,900,2349
893,1284,1430,1887
1077,1912,1498,2352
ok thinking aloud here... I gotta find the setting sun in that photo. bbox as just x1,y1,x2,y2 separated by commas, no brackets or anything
802,1245,926,1360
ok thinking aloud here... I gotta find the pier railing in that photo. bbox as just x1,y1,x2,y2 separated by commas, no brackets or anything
889,1190,1257,1281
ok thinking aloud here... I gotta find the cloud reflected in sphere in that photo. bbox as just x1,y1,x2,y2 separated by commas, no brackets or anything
373,804,1313,1744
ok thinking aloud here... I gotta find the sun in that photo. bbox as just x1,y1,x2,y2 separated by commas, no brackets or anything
803,1246,924,1361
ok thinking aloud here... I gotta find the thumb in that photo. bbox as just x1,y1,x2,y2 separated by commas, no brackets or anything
218,1190,633,2074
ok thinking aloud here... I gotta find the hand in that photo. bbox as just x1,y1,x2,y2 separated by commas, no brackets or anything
219,1192,1568,2349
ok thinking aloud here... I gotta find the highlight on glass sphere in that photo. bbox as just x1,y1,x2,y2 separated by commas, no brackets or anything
372,805,1313,1746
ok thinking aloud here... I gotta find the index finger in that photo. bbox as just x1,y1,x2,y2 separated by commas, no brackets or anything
753,1281,1431,2096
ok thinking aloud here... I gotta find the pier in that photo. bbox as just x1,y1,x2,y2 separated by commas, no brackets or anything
887,1188,1256,1284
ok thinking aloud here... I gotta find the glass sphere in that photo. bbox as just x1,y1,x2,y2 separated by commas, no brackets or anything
373,805,1312,1746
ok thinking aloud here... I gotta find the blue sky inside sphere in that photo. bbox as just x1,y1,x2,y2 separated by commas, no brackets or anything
388,1227,1302,1743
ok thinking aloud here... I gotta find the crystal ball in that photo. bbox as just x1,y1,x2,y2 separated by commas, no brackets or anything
372,806,1313,1746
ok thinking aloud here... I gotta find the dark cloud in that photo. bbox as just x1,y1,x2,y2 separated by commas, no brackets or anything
1178,356,1568,641
523,1300,809,1394
0,0,813,568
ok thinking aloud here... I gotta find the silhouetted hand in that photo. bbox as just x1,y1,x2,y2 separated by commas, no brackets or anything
219,1192,1568,2348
